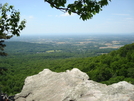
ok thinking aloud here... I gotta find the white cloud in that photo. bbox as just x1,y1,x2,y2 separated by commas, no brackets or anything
28,15,34,19
47,13,76,18
60,12,70,16
59,12,76,17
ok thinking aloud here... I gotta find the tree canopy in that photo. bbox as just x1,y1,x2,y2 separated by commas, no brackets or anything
44,0,111,20
0,3,26,56
0,42,134,94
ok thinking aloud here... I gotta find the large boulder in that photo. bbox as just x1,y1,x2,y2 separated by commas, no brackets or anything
15,68,134,101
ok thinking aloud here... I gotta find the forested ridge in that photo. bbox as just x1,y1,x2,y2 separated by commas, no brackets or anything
0,42,134,95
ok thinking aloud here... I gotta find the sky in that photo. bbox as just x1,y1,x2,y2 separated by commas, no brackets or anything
1,0,134,35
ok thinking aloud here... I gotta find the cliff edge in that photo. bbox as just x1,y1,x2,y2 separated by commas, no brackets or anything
15,68,134,101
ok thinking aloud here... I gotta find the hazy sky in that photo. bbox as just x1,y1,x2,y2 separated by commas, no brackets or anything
1,0,134,35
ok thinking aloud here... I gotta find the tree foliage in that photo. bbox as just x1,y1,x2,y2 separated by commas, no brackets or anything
0,3,26,56
0,43,134,94
44,0,111,20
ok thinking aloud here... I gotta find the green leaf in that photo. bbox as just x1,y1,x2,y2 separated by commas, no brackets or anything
68,10,71,15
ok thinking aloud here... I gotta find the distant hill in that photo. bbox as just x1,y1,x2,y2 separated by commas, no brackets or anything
4,41,54,54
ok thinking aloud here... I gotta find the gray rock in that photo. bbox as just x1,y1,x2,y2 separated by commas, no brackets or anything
15,68,134,101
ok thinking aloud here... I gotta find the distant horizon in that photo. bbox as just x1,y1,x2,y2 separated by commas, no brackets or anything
7,33,134,42
17,32,134,37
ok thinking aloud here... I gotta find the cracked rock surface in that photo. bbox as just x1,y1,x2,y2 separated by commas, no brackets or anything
15,68,134,101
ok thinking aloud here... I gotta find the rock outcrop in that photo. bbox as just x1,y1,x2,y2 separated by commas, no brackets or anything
15,68,134,101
